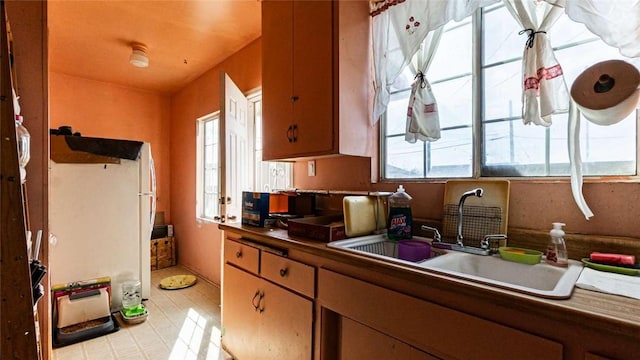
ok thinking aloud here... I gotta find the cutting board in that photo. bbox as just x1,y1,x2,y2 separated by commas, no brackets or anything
443,180,510,235
343,196,386,237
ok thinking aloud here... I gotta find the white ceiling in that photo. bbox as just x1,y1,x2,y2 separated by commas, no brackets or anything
48,0,262,94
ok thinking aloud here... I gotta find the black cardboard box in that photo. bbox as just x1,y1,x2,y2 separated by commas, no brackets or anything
287,215,345,242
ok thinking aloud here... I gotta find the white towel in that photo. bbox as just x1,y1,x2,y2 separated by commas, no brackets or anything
576,267,640,300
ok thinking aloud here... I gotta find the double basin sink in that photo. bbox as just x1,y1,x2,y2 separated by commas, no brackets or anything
327,234,584,299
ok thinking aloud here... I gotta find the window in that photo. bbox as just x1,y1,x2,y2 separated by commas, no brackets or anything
196,113,220,221
383,4,637,179
196,92,293,222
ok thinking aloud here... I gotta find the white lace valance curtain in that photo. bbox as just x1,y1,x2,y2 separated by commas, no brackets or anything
545,0,640,58
371,0,498,124
503,0,569,127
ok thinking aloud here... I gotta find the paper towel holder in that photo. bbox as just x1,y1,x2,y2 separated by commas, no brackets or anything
594,74,615,93
571,60,640,126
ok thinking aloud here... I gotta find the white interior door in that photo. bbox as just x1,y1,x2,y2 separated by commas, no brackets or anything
220,72,253,223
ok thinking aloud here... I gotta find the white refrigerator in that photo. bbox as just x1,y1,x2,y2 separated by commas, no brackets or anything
50,142,155,311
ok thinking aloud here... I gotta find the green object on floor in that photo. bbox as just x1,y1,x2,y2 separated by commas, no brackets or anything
122,304,145,317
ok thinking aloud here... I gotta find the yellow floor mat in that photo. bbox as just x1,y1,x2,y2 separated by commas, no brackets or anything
159,274,197,290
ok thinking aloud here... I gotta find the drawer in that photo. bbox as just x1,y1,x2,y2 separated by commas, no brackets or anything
224,238,260,275
261,251,315,298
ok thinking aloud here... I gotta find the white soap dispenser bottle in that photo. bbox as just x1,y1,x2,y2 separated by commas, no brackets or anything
546,222,568,267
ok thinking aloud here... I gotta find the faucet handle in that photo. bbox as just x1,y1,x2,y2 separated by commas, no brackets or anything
421,225,441,243
482,234,508,254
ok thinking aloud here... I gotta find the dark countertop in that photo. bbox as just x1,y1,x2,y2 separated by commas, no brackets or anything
219,222,640,340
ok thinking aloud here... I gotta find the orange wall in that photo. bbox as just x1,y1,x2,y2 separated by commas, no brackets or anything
294,158,640,239
169,38,262,284
49,73,172,220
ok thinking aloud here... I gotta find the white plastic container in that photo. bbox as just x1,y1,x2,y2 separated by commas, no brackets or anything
545,222,568,267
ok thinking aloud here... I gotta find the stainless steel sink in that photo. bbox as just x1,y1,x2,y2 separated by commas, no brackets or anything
328,235,584,299
326,234,436,264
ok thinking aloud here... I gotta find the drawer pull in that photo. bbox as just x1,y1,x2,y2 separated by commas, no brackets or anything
258,291,265,313
236,250,242,258
279,268,288,277
252,290,261,310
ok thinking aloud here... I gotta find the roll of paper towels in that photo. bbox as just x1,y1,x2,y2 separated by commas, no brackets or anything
570,60,640,126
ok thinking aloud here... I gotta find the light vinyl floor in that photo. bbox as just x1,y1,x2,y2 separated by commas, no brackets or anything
52,266,229,360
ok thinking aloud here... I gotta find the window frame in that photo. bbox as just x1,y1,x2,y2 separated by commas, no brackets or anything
380,5,639,183
196,111,220,223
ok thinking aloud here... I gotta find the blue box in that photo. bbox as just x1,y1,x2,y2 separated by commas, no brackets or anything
242,192,270,227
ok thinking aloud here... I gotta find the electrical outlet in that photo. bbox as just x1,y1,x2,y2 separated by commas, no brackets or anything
308,160,316,177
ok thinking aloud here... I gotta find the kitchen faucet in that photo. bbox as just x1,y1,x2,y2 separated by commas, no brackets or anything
457,188,483,247
429,187,506,256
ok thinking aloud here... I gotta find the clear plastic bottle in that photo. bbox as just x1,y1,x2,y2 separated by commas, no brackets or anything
121,279,142,310
15,115,30,183
545,222,568,267
387,185,413,240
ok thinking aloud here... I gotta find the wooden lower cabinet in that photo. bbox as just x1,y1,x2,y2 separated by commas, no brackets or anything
340,317,437,360
219,228,640,360
221,264,261,358
222,261,313,359
318,268,563,360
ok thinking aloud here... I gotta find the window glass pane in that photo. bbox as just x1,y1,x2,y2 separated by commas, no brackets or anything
204,120,215,145
483,7,522,65
484,120,548,174
386,90,410,136
484,61,522,120
386,136,425,178
548,14,599,48
205,118,219,218
433,75,473,129
429,21,472,82
430,127,472,177
254,100,263,150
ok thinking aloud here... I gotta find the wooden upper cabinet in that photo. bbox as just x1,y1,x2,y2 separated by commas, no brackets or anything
262,0,375,161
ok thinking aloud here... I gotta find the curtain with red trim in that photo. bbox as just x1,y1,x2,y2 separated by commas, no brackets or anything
504,0,569,127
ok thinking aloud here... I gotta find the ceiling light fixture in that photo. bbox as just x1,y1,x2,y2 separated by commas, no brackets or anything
129,42,149,68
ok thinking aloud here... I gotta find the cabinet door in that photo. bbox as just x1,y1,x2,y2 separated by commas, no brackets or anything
290,0,333,156
262,0,333,160
262,0,294,160
223,263,313,360
340,317,438,360
259,278,313,359
222,264,261,359
319,268,563,360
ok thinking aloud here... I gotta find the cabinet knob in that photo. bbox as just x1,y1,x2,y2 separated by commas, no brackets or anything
279,268,288,277
236,250,242,258
291,96,299,102
291,124,298,142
